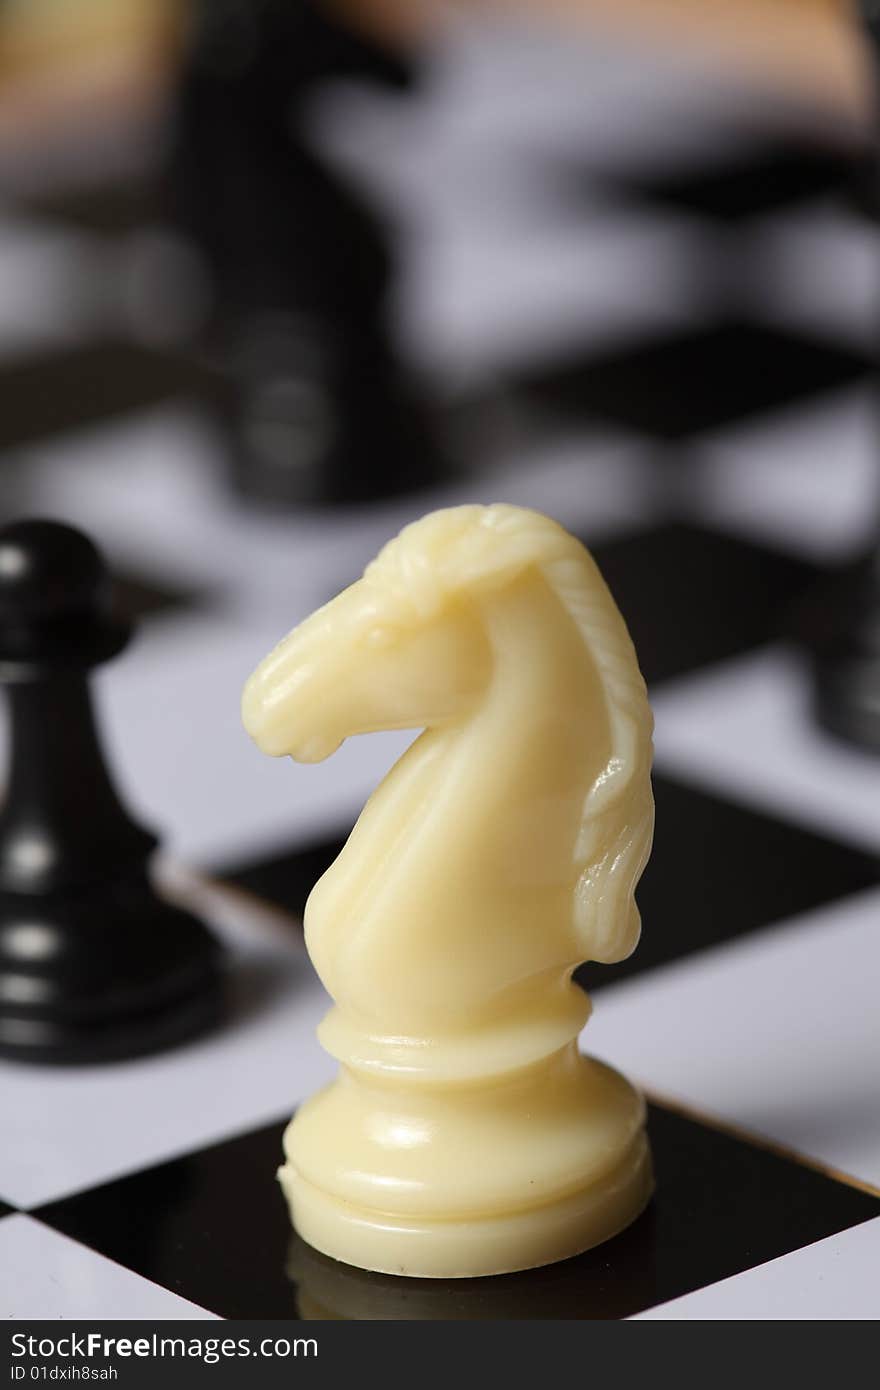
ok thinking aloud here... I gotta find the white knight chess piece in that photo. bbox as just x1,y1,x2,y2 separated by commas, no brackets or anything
243,504,655,1277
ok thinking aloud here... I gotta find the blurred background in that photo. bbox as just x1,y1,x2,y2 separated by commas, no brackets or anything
0,0,877,859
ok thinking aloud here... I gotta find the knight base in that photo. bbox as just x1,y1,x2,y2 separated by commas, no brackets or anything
278,1049,653,1279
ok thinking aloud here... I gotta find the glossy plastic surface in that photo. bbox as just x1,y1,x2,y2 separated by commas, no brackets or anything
243,505,655,1276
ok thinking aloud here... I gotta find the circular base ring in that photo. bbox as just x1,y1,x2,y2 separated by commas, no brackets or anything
280,1130,652,1279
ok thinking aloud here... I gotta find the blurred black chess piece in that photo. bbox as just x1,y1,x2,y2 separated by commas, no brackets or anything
807,2,880,751
0,521,224,1063
166,0,449,507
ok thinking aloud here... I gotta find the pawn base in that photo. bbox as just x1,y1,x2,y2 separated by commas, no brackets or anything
0,972,224,1065
0,889,225,1065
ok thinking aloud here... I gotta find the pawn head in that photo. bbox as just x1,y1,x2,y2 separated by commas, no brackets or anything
0,520,128,674
0,521,109,622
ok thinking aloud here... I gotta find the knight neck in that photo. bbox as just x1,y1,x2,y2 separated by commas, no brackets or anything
476,570,599,724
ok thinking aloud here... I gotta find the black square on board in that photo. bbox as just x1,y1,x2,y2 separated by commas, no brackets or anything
579,772,879,994
220,840,342,925
623,143,856,221
0,341,213,452
590,520,820,686
34,1104,880,1319
516,323,868,439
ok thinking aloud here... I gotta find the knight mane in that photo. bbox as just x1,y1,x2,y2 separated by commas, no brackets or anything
365,505,654,964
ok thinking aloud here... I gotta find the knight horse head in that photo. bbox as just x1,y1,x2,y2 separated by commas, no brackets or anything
243,505,653,1037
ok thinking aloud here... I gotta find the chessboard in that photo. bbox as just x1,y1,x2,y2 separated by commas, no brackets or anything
1,14,879,1321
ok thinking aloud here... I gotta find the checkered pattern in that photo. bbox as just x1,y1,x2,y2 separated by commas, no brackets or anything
1,16,878,1320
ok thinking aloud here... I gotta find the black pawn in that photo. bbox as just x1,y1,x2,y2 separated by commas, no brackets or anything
0,521,224,1063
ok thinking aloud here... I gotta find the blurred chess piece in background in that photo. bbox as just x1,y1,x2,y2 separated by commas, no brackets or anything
164,0,452,508
0,0,873,519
